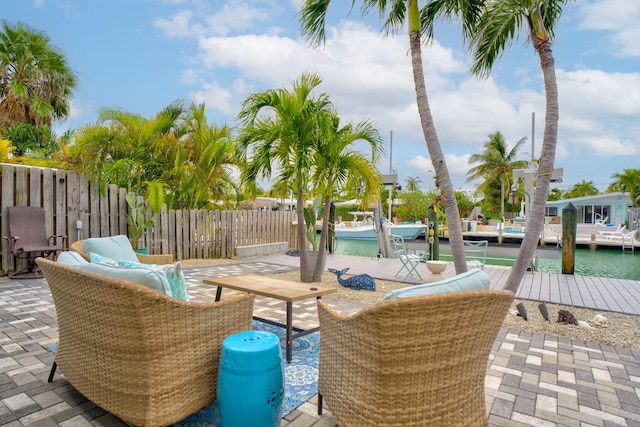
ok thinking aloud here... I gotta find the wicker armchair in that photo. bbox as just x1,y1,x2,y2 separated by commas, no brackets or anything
36,257,254,427
70,239,174,265
317,289,514,427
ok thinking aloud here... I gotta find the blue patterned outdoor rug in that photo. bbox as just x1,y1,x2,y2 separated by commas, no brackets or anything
44,320,319,426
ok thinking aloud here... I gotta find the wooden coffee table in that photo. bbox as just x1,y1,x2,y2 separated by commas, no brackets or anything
203,274,336,362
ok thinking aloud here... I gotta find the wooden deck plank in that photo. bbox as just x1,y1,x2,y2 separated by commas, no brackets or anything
566,274,585,307
256,253,640,315
573,274,597,310
583,276,610,311
600,276,634,314
538,272,552,302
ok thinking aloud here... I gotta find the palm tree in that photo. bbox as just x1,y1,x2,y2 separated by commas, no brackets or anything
311,114,385,281
0,21,76,128
609,169,640,207
237,72,335,283
67,101,187,209
300,0,482,274
547,187,563,201
467,131,528,221
405,176,423,192
470,0,570,292
564,180,599,199
168,102,241,210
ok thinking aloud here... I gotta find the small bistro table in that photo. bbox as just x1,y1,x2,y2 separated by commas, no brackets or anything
203,274,336,362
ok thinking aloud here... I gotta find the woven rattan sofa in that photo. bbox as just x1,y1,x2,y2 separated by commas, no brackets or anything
317,288,514,427
37,257,254,427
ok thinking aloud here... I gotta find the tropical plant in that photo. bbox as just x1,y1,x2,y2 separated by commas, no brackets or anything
125,193,156,251
547,187,563,201
237,72,335,283
470,0,569,293
300,0,481,274
0,138,12,161
405,176,423,192
467,131,529,221
455,190,475,219
608,169,640,207
0,21,76,128
1,123,58,157
396,190,430,222
66,101,188,210
168,103,241,210
564,180,599,199
310,114,384,281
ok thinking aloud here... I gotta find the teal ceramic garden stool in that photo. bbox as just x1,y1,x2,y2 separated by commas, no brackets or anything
217,330,284,427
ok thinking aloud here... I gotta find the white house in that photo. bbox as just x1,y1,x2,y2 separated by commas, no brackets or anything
545,192,633,226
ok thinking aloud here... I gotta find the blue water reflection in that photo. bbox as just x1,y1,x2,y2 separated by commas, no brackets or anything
333,239,640,281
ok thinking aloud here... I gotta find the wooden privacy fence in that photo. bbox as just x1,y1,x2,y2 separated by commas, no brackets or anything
1,164,297,276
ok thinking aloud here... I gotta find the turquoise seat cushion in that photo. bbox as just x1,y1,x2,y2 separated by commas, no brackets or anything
57,251,89,267
382,268,490,300
118,260,189,301
78,262,173,297
82,235,138,263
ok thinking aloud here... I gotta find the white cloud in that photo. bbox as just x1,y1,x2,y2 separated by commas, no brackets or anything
157,1,640,189
406,153,478,191
67,98,93,121
578,0,640,57
204,0,271,37
189,81,235,116
556,68,640,158
154,1,282,39
154,10,199,38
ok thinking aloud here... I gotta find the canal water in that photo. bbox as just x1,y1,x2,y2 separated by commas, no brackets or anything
332,238,640,281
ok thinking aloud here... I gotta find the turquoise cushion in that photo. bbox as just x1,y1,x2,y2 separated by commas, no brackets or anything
118,260,189,302
57,251,89,267
161,262,189,301
78,262,173,297
90,252,118,266
82,235,138,263
382,268,490,300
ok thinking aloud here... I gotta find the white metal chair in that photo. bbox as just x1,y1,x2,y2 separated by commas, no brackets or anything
621,229,637,253
463,240,488,270
390,234,423,281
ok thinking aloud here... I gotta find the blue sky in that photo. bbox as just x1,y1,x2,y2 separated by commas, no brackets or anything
4,0,640,193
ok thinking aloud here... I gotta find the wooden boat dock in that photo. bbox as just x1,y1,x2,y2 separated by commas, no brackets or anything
258,252,640,315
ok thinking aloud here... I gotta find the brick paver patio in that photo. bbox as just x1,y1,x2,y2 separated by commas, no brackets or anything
0,259,638,426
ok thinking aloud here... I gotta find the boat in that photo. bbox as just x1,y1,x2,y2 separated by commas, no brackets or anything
334,220,425,241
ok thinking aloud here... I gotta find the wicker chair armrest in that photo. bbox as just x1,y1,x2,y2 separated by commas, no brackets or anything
69,240,89,261
136,252,174,265
70,239,174,264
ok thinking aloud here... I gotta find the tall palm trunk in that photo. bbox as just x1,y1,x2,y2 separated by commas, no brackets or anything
312,193,332,282
409,32,467,273
500,178,506,221
504,43,558,292
297,190,312,282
